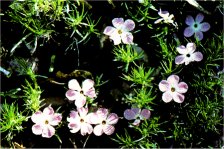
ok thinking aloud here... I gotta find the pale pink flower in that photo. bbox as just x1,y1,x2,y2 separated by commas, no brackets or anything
159,75,188,103
65,79,96,108
89,108,119,136
31,106,62,138
103,18,135,45
67,107,93,136
175,42,203,65
154,9,177,27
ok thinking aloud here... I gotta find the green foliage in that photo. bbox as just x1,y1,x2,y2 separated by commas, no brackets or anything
0,102,28,142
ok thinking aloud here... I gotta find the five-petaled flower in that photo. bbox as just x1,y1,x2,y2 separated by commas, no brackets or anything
175,42,203,65
184,13,210,41
159,75,188,103
65,79,96,108
89,108,119,136
67,107,93,136
31,106,62,138
103,18,135,45
124,108,151,127
154,9,177,27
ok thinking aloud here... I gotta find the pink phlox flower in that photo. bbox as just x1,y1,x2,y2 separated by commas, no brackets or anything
124,108,151,127
89,108,119,136
184,13,210,41
65,79,96,108
159,75,188,103
154,9,177,27
67,107,93,136
175,42,203,65
31,106,62,138
103,18,135,45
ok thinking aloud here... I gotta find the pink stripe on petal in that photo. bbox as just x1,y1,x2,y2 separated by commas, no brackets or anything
103,124,115,135
175,55,186,65
195,13,204,23
103,26,117,36
50,113,62,126
88,113,100,124
31,111,43,124
123,19,135,31
69,123,81,133
78,107,88,118
195,31,203,41
200,22,210,32
85,88,96,98
173,92,185,103
121,32,133,44
68,79,81,91
65,90,78,101
80,123,93,136
82,79,94,92
159,80,169,92
140,109,151,119
32,124,43,135
69,111,79,119
185,15,194,25
93,125,104,136
184,26,194,37
192,52,203,62
177,82,188,93
162,92,173,103
167,75,179,85
112,18,124,29
43,106,54,116
96,108,108,120
106,113,119,125
42,125,55,138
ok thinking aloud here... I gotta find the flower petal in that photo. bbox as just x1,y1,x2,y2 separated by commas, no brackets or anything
176,45,187,55
32,124,43,135
124,109,136,120
43,106,54,116
172,92,185,103
93,125,104,136
131,108,141,116
68,79,81,91
107,113,119,125
31,111,43,124
132,119,141,126
103,26,117,36
154,18,164,24
75,95,86,108
121,32,133,44
82,79,96,98
192,51,203,62
177,82,188,93
167,75,179,85
200,22,210,32
78,107,88,118
110,34,122,45
80,123,93,136
65,90,78,101
68,111,79,121
50,113,62,126
195,13,204,23
96,108,108,120
186,42,196,54
185,15,194,26
112,18,124,29
162,92,173,103
175,55,186,65
140,109,151,119
68,123,81,133
184,26,194,37
88,113,100,124
123,19,135,31
159,80,169,92
158,9,169,18
195,31,203,41
42,125,55,138
103,124,115,135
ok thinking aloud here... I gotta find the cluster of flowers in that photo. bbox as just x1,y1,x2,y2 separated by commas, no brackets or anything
31,79,119,138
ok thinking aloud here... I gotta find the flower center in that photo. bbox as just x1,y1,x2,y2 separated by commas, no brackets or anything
186,54,190,57
102,120,106,125
171,87,176,92
80,90,84,94
80,118,84,123
118,30,122,34
194,23,198,28
45,120,49,124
